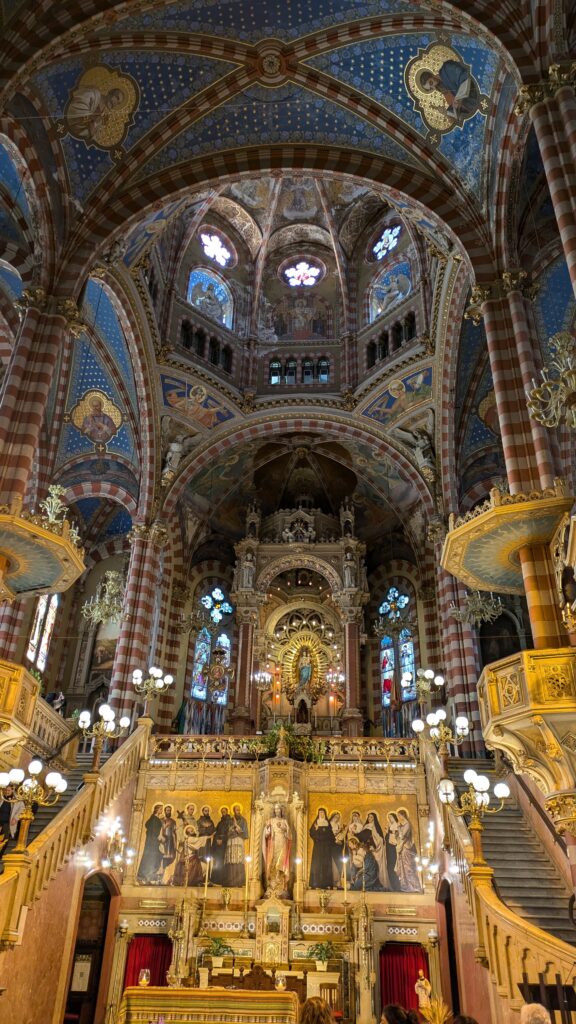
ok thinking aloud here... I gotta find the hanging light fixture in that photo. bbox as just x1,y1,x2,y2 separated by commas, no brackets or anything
526,332,576,429
81,569,125,626
449,590,503,627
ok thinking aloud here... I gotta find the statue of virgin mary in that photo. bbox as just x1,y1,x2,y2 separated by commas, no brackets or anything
297,648,312,687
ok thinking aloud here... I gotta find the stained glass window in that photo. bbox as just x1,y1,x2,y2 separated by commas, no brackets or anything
214,633,231,706
379,587,416,711
200,232,232,267
187,269,233,328
191,626,211,700
200,586,234,624
373,225,402,260
284,261,321,287
27,594,60,671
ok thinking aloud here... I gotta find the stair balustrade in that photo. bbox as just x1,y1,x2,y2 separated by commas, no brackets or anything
0,717,152,947
426,740,576,1018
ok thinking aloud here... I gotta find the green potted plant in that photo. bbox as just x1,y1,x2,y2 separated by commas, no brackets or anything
205,936,234,968
306,940,337,972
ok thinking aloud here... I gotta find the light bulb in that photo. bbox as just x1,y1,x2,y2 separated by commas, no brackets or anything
424,669,435,680
429,727,440,739
155,679,164,690
435,708,447,721
45,772,61,788
494,782,510,800
426,712,438,726
105,720,116,733
79,711,91,728
119,716,130,729
9,768,25,784
463,768,477,785
0,772,10,788
99,704,114,721
438,778,455,804
28,760,43,776
434,675,444,687
455,715,469,730
132,669,143,682
474,774,490,793
55,780,67,793
411,719,425,733
164,674,173,685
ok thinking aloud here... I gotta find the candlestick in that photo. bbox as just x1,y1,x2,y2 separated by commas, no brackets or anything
203,856,212,902
342,854,348,903
244,855,252,906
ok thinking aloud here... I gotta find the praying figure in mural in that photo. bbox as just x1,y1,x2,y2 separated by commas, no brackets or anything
309,807,337,889
298,648,312,687
394,808,421,892
262,803,292,896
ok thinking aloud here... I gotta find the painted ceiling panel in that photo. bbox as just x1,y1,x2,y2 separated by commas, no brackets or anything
110,0,420,43
533,256,576,353
307,33,500,193
138,83,421,182
0,143,30,219
31,53,236,201
74,497,102,525
454,307,485,425
123,197,194,267
103,507,133,537
0,263,23,299
83,279,137,411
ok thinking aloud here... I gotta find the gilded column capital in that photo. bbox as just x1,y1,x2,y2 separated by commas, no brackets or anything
514,64,576,115
514,83,547,116
501,270,540,300
54,298,86,338
463,285,492,324
14,287,47,315
545,793,576,837
129,521,169,548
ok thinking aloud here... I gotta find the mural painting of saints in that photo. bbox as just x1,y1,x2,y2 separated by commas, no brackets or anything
309,807,337,889
70,390,122,446
138,803,164,883
405,43,489,139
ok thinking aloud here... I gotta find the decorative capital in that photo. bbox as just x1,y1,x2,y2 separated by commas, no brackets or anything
501,270,539,300
340,388,357,411
464,285,491,324
129,521,168,548
514,83,546,116
545,793,576,837
55,298,86,338
15,287,47,315
515,65,576,115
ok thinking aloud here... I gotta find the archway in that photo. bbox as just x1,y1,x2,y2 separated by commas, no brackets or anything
63,872,118,1024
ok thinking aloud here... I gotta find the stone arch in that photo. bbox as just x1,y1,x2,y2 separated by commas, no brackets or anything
256,554,343,594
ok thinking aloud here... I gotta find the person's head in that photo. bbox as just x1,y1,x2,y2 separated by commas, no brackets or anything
153,802,163,817
185,803,196,817
317,807,328,823
419,69,441,93
300,997,334,1024
381,1006,408,1024
453,1016,480,1024
90,396,103,413
233,804,242,818
220,805,229,818
520,1006,552,1024
201,805,210,817
406,1013,419,1024
397,808,409,822
106,87,124,109
367,812,375,824
274,803,283,817
388,812,399,825
330,812,341,823
418,969,425,979
164,804,173,818
351,811,361,823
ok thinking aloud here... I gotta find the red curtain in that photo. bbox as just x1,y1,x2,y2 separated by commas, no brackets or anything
380,943,429,1013
124,934,173,988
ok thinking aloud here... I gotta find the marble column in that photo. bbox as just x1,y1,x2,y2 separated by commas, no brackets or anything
230,606,257,734
341,609,364,737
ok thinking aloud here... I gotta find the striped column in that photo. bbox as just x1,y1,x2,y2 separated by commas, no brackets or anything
0,299,73,507
529,95,576,296
109,522,168,719
504,279,557,489
436,563,483,755
518,543,564,649
555,86,576,173
229,607,255,734
0,600,27,663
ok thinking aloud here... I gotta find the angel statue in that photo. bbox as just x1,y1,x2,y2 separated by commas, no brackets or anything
393,409,436,485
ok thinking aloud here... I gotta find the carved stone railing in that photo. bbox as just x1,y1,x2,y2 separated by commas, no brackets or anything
0,718,151,947
449,479,568,530
426,741,576,1017
27,699,79,769
477,647,576,834
149,733,419,765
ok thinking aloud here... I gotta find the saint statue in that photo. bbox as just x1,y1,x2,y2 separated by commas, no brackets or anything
298,649,312,687
415,969,432,1009
262,803,292,897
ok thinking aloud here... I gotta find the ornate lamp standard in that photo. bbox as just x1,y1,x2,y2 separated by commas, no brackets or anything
131,665,173,716
411,708,469,771
0,760,67,851
78,704,131,770
438,769,510,866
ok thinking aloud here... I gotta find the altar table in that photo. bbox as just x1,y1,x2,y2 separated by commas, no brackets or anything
116,986,300,1024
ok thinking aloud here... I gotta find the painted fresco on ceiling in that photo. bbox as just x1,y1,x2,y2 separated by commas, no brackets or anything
109,0,420,43
73,497,102,527
0,142,31,220
487,72,516,214
259,292,335,342
0,205,26,247
123,198,191,267
188,269,234,329
458,361,505,500
161,373,235,434
316,439,420,509
307,34,499,193
454,303,486,426
83,279,137,411
362,366,433,428
57,335,137,467
63,65,140,150
33,54,233,200
56,456,139,499
533,256,576,360
138,84,420,183
0,263,23,300
103,507,133,538
69,390,123,447
369,260,412,324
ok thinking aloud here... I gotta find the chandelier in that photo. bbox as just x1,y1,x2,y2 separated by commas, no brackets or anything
526,332,576,428
449,590,502,627
81,569,125,626
97,815,135,874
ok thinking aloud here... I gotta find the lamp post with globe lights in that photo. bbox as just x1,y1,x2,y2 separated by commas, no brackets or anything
131,665,173,716
78,705,131,771
0,761,67,852
411,709,469,772
438,769,510,866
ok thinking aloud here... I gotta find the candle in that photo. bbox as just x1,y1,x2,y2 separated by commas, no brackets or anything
203,856,212,901
342,853,348,902
244,855,252,907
